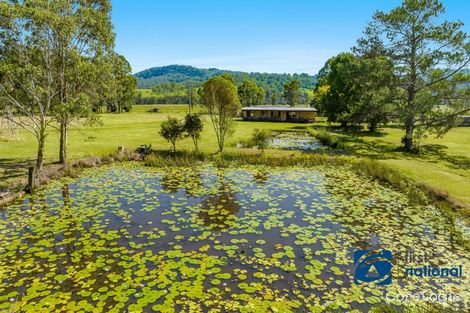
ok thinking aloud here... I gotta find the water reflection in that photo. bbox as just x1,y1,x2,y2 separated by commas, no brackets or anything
198,170,240,230
161,168,205,196
252,169,269,185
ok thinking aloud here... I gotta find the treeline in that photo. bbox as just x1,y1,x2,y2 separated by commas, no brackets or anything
135,82,314,106
134,65,317,93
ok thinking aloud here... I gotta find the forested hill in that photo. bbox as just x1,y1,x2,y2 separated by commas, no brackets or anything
134,65,317,92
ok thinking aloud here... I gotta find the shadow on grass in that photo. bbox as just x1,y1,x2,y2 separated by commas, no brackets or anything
0,158,31,190
419,144,470,170
309,126,470,170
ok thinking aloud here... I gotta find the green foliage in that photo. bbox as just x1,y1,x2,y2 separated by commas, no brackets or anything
135,64,318,93
0,0,120,166
159,117,185,152
183,113,204,151
357,0,470,150
238,80,265,106
315,53,395,131
282,79,301,107
310,129,346,149
250,129,272,152
144,151,206,167
314,53,359,126
105,54,137,113
200,74,241,152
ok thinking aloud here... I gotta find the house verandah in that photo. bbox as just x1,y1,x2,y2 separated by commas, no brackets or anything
241,106,317,123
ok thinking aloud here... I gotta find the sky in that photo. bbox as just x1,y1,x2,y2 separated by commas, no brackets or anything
112,0,470,75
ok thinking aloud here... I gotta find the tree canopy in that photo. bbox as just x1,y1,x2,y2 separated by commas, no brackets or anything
357,0,470,150
282,79,301,107
238,80,265,106
200,74,240,152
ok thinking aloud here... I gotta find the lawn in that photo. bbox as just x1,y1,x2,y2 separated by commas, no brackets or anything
1,104,470,210
0,105,306,188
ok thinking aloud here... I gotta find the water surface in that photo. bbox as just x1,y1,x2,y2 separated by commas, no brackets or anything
0,163,468,312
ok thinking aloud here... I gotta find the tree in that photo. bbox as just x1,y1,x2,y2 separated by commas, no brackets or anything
0,0,57,171
136,92,143,104
183,113,203,152
50,0,115,164
159,117,185,152
251,129,271,153
282,79,301,107
314,53,359,127
357,0,470,150
105,54,137,114
270,91,279,105
200,74,240,152
349,56,396,132
238,80,265,106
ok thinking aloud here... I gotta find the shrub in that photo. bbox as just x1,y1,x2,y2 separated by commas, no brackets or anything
311,130,346,149
183,113,203,152
251,129,272,152
159,117,185,152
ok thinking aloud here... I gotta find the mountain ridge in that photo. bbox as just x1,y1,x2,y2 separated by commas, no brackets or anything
134,65,318,92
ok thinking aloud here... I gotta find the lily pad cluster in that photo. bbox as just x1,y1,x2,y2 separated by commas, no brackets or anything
0,163,468,312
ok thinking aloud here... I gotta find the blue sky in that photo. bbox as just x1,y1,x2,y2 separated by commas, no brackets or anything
112,0,470,75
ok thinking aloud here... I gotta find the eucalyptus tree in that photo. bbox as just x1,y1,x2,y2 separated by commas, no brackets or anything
356,0,470,150
0,0,117,168
200,74,240,152
0,0,58,171
49,0,115,164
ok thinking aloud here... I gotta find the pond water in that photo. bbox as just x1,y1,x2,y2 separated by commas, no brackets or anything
0,163,468,312
268,132,324,151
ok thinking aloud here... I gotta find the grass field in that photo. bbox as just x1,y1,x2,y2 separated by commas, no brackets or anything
1,104,469,210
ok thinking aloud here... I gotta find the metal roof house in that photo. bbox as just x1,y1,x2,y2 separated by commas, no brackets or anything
241,106,317,123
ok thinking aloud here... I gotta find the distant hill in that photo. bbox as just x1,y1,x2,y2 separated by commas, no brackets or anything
134,65,317,92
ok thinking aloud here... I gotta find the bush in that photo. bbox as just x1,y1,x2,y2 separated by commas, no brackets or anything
251,129,272,152
311,129,346,149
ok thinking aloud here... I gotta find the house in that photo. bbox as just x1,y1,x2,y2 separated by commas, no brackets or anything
459,116,470,127
241,106,316,123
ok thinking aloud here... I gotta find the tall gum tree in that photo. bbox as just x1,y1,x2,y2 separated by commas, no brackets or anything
357,0,470,150
0,0,58,171
201,74,240,153
49,0,115,164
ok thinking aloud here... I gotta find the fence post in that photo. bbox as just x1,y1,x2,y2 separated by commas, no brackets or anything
26,165,35,193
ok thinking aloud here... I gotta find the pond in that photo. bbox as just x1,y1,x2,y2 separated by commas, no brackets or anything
0,163,468,312
268,132,324,151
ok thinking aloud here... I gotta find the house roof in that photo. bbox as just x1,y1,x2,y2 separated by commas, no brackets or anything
241,106,317,112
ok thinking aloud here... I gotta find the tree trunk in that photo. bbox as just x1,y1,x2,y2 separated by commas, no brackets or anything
218,132,224,152
59,119,68,164
36,134,45,172
172,142,176,152
193,137,199,152
369,121,378,132
403,120,414,151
